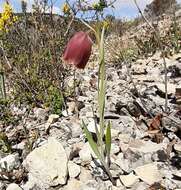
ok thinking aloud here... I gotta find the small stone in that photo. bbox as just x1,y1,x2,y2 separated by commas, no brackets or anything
0,182,5,189
87,120,100,134
132,182,149,190
156,83,175,94
76,101,85,111
174,143,181,153
116,179,122,187
80,180,99,190
67,101,76,114
0,153,20,172
114,153,130,173
128,139,165,154
79,106,94,118
120,172,139,187
173,171,181,178
63,179,81,190
70,142,84,160
47,114,59,124
68,161,81,178
79,142,93,165
109,163,123,178
110,144,120,155
71,122,82,138
6,183,22,190
131,65,147,75
119,134,131,143
33,108,48,121
119,134,131,152
111,129,120,139
65,147,71,160
134,163,163,185
118,116,136,131
112,186,124,190
152,150,168,162
62,110,69,117
162,117,179,132
119,142,129,152
79,167,92,183
12,141,26,150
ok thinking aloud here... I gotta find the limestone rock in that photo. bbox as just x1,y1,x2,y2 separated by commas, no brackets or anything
110,144,120,155
87,120,100,134
79,167,92,183
68,161,81,178
111,129,120,139
33,108,48,121
80,180,107,190
79,142,93,165
128,139,165,154
120,172,139,187
0,153,20,172
174,143,181,154
134,163,163,185
6,183,22,190
23,137,68,189
63,179,81,190
71,122,82,138
173,171,181,178
155,83,175,94
47,114,59,124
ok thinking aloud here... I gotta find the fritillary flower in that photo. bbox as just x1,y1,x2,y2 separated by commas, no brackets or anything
63,31,93,69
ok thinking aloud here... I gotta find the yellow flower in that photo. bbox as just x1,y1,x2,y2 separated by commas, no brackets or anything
0,3,18,32
62,3,70,14
13,16,18,22
103,20,110,29
92,3,99,9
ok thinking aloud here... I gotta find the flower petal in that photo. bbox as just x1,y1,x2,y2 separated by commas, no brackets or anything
63,31,92,69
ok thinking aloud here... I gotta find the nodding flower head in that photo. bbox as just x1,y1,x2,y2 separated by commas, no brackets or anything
63,31,93,69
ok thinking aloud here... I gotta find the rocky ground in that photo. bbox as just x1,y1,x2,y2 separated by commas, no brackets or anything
0,51,181,190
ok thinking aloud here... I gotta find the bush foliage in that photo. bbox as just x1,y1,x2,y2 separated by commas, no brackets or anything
0,3,78,114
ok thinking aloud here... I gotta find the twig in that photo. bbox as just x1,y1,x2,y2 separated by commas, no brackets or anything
64,15,75,37
0,71,6,99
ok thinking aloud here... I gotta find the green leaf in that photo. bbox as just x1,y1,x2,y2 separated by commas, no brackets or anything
105,121,111,157
98,26,106,130
82,120,102,160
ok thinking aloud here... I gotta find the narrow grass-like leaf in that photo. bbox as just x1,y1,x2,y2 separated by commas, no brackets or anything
97,26,106,156
105,121,111,157
82,120,102,160
98,26,106,131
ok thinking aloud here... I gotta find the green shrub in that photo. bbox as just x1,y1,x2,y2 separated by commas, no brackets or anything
45,86,64,115
0,99,16,126
0,4,74,111
0,132,11,153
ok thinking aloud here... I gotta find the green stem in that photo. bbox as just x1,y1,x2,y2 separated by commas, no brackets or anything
98,26,106,157
101,158,116,185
